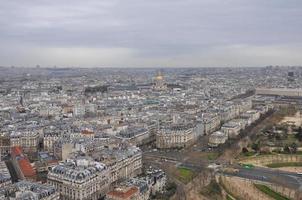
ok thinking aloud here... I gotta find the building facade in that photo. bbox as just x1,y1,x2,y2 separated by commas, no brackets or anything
156,124,195,149
208,131,228,147
47,157,109,200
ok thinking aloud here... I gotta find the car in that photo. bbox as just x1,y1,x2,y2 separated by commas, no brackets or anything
242,163,254,169
261,176,267,180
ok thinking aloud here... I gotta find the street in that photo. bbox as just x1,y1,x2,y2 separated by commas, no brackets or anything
224,165,302,190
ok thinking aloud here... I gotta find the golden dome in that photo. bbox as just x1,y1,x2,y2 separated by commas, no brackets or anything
155,75,163,80
155,71,164,80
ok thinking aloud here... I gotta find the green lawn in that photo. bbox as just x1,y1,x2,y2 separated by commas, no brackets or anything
278,151,302,155
241,151,257,157
207,152,219,160
266,162,302,168
254,184,291,200
176,167,194,183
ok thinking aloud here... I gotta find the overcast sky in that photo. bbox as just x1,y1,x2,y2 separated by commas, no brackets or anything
0,0,302,67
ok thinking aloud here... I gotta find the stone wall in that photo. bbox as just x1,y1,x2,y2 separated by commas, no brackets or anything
219,175,301,200
239,154,302,166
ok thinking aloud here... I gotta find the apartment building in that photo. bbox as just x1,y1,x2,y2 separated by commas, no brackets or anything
92,146,142,184
10,131,39,153
47,157,109,200
156,123,195,149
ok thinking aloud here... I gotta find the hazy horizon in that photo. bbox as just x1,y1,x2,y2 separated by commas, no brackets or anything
1,0,302,68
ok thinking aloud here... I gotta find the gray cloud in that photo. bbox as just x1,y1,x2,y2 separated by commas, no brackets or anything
0,0,302,67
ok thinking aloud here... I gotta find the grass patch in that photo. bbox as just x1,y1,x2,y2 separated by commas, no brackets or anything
176,167,194,184
277,151,302,155
254,184,290,200
206,152,219,160
266,162,302,168
241,151,256,157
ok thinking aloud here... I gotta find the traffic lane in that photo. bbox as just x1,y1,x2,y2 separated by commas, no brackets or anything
223,170,300,190
232,165,302,180
235,167,301,190
236,165,302,182
143,150,211,166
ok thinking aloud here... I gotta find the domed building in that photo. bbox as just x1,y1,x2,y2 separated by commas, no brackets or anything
153,71,167,91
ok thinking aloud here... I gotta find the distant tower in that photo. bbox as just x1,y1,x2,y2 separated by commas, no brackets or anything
288,71,295,82
153,70,167,91
20,95,24,107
